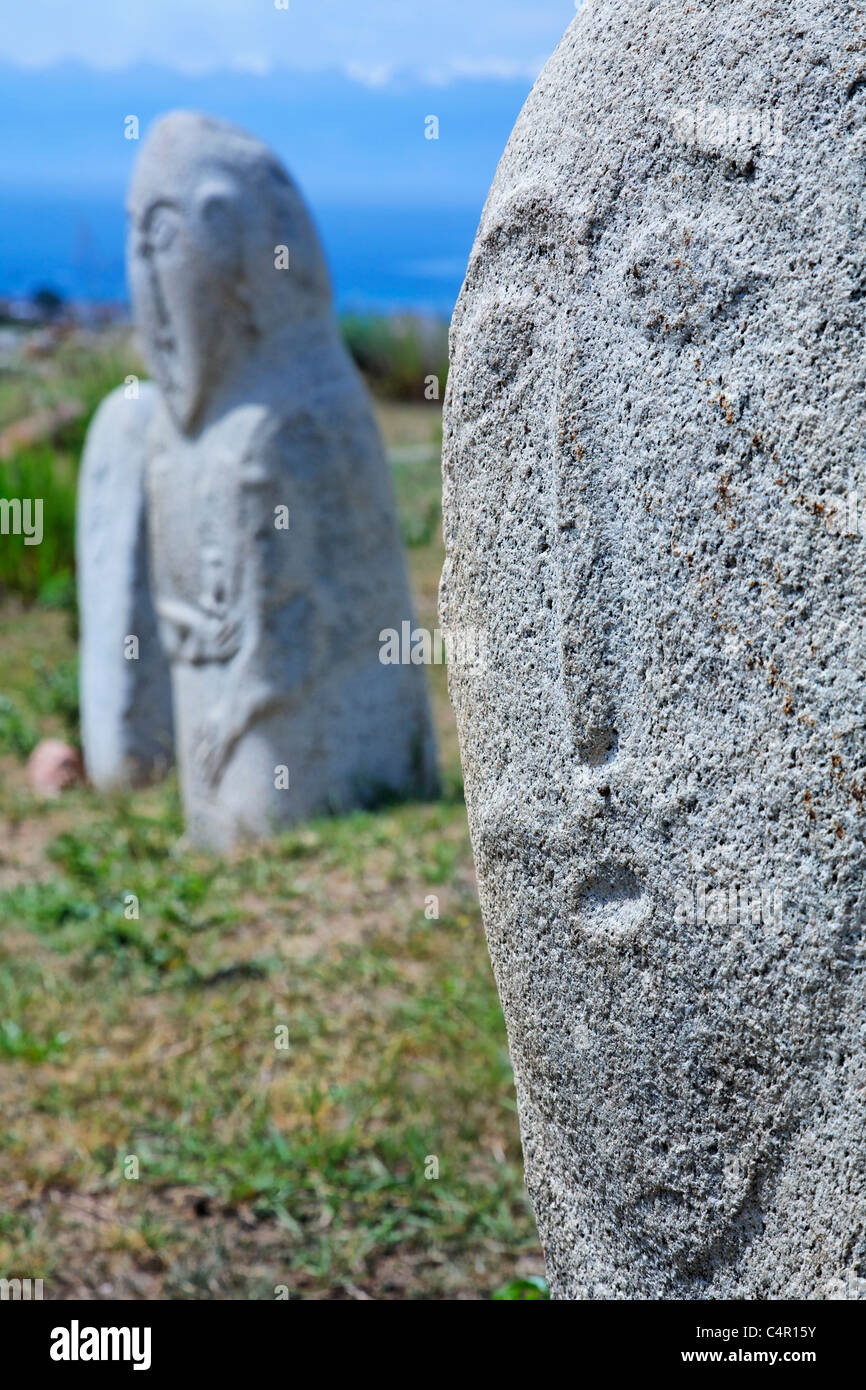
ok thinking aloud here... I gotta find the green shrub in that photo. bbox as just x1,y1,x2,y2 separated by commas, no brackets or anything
0,335,138,606
493,1277,550,1300
0,446,76,605
341,314,449,402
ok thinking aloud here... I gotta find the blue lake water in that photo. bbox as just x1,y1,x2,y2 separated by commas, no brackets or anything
0,193,479,316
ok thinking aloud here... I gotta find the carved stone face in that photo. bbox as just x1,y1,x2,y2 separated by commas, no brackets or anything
441,3,865,1298
127,112,332,434
128,180,246,432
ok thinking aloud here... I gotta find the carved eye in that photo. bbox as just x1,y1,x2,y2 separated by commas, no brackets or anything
146,206,182,255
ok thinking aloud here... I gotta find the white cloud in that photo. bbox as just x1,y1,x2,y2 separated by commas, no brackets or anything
0,0,579,84
231,54,275,78
344,61,397,90
422,56,549,87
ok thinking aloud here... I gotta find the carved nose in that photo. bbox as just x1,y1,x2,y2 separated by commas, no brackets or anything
147,262,172,332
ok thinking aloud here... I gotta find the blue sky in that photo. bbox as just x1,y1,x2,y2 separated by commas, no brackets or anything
1,1,579,84
0,3,583,309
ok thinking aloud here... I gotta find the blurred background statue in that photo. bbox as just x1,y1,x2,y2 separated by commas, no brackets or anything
80,111,438,848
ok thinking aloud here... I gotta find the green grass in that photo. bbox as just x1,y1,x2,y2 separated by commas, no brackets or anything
0,627,78,758
391,441,444,549
0,693,38,758
0,770,540,1298
0,347,542,1300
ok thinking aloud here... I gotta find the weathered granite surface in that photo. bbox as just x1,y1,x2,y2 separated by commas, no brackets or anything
441,0,866,1298
127,112,437,848
78,383,174,789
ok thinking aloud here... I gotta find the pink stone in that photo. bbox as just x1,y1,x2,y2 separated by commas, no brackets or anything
26,739,83,796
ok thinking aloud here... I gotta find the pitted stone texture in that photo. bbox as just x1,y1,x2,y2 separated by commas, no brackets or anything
441,0,866,1299
77,383,174,789
128,112,437,849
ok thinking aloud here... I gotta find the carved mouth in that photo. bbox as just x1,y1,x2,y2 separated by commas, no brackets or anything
573,864,646,939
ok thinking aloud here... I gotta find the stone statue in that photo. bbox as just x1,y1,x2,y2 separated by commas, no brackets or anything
78,383,174,789
441,1,865,1298
115,109,436,847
